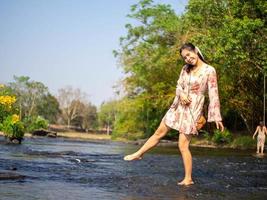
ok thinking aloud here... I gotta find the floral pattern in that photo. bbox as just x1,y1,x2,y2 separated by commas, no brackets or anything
163,64,222,135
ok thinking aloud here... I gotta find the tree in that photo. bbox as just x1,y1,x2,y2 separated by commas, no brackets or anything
98,100,118,134
112,0,183,138
57,86,94,128
8,76,49,119
111,0,267,140
181,0,266,131
72,101,97,131
36,93,61,123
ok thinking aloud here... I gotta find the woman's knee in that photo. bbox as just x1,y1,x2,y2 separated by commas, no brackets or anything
179,134,191,153
154,122,168,139
179,143,189,153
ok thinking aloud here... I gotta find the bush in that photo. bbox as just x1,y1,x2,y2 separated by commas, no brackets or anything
232,136,256,149
24,116,48,133
212,129,233,144
1,115,25,139
0,85,17,122
199,130,211,141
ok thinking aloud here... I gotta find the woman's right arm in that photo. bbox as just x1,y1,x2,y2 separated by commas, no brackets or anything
171,68,186,108
176,68,185,97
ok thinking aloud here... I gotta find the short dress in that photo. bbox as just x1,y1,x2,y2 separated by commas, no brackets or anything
163,64,222,135
257,127,266,146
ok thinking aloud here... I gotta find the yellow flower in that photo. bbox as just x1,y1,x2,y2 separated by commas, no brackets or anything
12,114,20,124
0,84,5,88
0,95,16,106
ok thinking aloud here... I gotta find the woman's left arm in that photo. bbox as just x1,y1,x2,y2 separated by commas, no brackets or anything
207,67,224,131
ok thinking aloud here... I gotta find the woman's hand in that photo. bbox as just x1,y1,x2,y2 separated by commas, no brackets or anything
215,121,224,131
180,93,191,105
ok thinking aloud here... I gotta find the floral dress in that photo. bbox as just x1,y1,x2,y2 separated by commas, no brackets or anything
163,64,222,135
257,127,266,146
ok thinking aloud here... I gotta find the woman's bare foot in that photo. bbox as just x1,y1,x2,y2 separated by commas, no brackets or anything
123,152,143,161
177,179,194,186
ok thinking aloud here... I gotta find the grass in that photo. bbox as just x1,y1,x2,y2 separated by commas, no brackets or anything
231,136,256,149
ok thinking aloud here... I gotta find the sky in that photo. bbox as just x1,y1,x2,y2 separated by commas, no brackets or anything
0,0,188,107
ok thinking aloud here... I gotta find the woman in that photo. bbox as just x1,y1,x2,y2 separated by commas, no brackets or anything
253,121,267,154
124,43,224,186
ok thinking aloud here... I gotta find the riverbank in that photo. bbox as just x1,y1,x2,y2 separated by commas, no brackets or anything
123,138,233,149
0,131,111,141
116,135,257,150
56,132,111,140
0,131,257,150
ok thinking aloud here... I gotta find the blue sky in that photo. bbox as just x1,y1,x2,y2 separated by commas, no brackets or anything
0,0,188,106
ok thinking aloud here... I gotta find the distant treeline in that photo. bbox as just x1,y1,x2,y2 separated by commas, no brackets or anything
3,76,99,133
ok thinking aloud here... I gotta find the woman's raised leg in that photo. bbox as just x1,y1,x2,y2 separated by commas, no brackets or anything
178,133,194,186
123,121,170,161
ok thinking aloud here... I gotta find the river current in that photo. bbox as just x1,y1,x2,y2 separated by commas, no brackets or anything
0,136,266,200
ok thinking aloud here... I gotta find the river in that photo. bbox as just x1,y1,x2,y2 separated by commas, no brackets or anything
0,136,266,200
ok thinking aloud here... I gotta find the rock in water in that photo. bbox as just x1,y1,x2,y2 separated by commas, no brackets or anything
32,129,57,137
0,171,26,180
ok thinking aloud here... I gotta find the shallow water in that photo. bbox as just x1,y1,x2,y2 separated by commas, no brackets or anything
0,136,266,200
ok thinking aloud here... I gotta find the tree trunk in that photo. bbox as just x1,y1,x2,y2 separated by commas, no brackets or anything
240,113,251,133
67,118,70,129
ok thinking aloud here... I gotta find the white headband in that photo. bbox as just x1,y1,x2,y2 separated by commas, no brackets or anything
195,46,204,60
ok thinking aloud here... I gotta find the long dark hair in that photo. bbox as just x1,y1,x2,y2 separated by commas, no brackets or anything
259,121,264,129
179,43,207,73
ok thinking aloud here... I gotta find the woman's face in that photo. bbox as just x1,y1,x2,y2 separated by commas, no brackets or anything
181,49,198,66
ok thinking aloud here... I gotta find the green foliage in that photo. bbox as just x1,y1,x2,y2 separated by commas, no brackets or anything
231,136,256,149
110,0,184,140
0,85,17,122
8,76,50,119
98,100,118,130
112,97,146,140
212,129,233,144
199,130,211,141
1,115,24,139
107,0,267,140
6,76,60,129
36,93,61,123
23,116,48,133
0,84,25,141
182,0,266,131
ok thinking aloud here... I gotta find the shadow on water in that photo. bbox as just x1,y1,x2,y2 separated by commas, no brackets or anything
0,136,266,200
